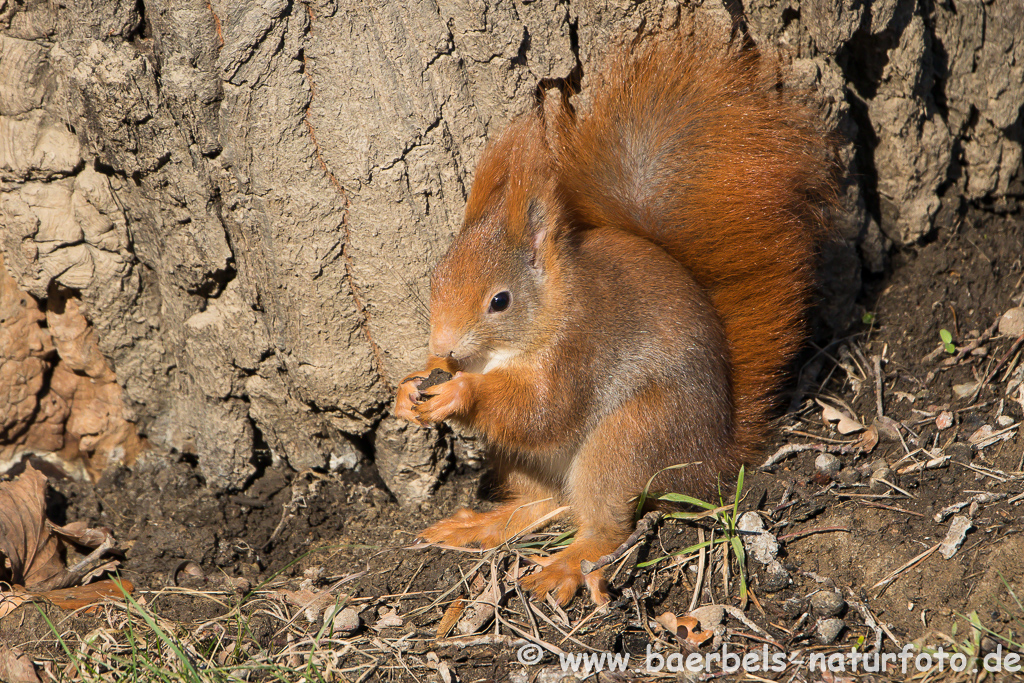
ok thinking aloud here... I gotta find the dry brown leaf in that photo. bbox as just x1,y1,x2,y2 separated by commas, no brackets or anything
0,465,123,595
0,646,40,683
654,611,713,647
50,520,116,549
278,588,333,622
654,610,680,633
0,591,31,618
854,424,879,452
1,571,134,619
0,466,68,590
677,615,713,647
816,399,864,434
37,578,134,610
436,598,465,639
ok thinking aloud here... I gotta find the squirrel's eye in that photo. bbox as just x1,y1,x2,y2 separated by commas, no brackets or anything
488,291,511,313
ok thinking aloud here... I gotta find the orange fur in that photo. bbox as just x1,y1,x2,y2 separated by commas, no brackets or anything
552,38,837,464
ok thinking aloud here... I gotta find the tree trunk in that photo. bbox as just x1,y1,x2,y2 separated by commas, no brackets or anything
1,0,1021,496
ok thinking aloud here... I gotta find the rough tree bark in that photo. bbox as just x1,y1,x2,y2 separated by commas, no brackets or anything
1,0,1021,499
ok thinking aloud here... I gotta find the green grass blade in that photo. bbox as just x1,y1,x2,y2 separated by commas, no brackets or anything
116,585,203,682
655,493,717,509
635,463,699,516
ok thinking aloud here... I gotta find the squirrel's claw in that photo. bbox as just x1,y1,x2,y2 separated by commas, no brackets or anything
394,372,429,424
414,372,476,425
417,507,506,548
521,555,612,607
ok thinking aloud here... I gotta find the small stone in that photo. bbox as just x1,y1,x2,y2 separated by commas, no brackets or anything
938,515,973,559
953,382,980,398
936,411,953,430
869,467,896,493
996,415,1014,427
810,590,846,618
760,560,791,593
782,598,805,617
690,604,726,631
815,453,841,477
837,467,860,485
327,606,362,634
816,617,845,645
738,512,779,564
873,416,901,441
998,307,1024,337
944,442,972,463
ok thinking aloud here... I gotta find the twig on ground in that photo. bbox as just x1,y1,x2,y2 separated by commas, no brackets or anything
943,318,1001,367
856,502,924,517
934,492,1010,523
760,443,857,470
777,527,851,543
873,354,885,419
847,590,897,651
581,511,662,575
897,453,951,475
872,545,939,593
968,332,1024,402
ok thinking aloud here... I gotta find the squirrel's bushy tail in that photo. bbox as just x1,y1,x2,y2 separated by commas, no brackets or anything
553,34,838,464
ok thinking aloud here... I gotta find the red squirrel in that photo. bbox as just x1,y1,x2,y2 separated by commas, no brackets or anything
394,33,837,605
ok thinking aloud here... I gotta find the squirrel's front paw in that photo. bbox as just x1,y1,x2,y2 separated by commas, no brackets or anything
415,371,478,425
395,371,429,424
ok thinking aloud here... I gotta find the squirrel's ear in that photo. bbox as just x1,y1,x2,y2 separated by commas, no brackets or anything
536,82,574,151
527,198,549,269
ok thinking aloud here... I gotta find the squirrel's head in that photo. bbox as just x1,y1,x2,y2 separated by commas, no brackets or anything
428,105,569,374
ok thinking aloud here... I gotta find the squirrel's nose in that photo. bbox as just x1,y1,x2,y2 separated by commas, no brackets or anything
428,327,460,359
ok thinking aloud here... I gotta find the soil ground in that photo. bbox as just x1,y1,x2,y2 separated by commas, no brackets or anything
3,207,1023,682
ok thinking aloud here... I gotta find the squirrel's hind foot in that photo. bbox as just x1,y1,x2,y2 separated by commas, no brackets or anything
418,499,564,549
521,538,620,606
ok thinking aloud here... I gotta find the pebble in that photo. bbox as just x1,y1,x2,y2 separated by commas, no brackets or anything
782,598,804,617
815,453,841,477
816,617,845,644
738,511,779,564
810,590,846,618
837,467,860,485
944,442,972,463
760,560,791,593
996,415,1014,427
328,606,362,634
953,382,979,398
999,307,1024,337
869,467,896,493
938,515,973,559
690,604,726,631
